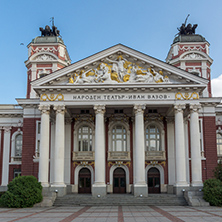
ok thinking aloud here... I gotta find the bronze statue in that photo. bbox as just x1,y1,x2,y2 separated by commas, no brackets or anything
39,25,60,37
177,14,198,35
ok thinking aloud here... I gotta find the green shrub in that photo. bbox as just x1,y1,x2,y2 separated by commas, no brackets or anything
1,175,42,208
214,163,222,181
203,178,222,206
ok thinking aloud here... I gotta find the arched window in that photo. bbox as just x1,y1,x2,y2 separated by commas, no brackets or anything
112,125,126,151
145,125,160,151
217,133,222,157
78,126,92,151
15,134,22,157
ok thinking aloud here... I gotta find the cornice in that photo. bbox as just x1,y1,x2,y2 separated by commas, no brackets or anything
31,44,209,87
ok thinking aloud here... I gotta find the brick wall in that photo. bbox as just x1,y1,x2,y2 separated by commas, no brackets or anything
21,118,37,176
202,116,217,179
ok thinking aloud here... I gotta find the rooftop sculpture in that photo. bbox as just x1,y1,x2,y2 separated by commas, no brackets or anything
39,17,60,37
177,14,198,35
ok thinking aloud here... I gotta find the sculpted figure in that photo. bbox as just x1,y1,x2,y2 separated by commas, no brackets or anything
134,66,154,83
74,69,94,84
106,56,127,80
39,25,61,37
153,70,166,82
95,63,112,83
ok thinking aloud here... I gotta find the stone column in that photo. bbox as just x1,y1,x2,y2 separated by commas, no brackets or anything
1,126,11,186
133,104,148,197
38,105,50,187
190,104,203,187
166,117,176,189
174,104,189,194
92,104,106,197
52,105,66,192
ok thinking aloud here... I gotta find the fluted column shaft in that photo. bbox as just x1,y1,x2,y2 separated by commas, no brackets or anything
38,105,50,187
190,104,203,187
174,104,189,187
94,105,106,185
53,105,66,187
134,105,146,185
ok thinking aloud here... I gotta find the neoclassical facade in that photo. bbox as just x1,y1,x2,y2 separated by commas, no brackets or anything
0,26,221,197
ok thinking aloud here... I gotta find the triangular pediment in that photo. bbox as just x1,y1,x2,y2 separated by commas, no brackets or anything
32,44,208,91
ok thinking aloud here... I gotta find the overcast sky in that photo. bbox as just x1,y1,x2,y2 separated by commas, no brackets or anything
0,0,222,104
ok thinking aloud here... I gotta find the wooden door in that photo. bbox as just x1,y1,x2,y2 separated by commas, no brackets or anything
113,168,126,193
78,168,91,193
148,167,160,193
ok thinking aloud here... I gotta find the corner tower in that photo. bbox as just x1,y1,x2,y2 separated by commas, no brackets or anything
166,20,213,97
25,25,71,98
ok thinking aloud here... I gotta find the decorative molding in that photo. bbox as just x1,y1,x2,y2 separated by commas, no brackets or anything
3,126,12,133
190,104,201,113
174,104,186,113
74,114,94,123
179,45,206,52
73,161,94,168
144,114,163,122
38,105,50,114
175,92,199,100
35,54,55,61
134,104,146,114
109,113,129,122
108,161,131,167
145,160,166,167
40,93,64,101
94,104,106,114
53,105,65,114
182,53,205,60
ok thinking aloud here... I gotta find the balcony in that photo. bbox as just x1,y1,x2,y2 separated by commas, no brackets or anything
11,156,22,162
145,151,166,161
72,151,95,161
108,151,131,161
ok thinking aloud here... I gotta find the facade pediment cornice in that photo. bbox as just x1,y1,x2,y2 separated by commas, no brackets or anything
31,44,209,90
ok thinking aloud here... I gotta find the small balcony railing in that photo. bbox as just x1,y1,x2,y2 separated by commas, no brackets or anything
11,156,22,162
108,151,131,161
145,151,166,161
72,151,95,161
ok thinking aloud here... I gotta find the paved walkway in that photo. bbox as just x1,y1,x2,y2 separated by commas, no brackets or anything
0,205,221,222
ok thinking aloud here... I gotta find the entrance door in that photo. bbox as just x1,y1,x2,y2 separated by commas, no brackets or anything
113,168,126,193
148,168,160,193
78,168,91,193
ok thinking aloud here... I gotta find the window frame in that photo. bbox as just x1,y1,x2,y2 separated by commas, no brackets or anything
11,130,23,162
73,121,95,152
144,121,165,152
108,121,130,152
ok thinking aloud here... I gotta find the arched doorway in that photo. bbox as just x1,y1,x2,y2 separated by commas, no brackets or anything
78,168,91,193
148,167,160,193
113,168,126,193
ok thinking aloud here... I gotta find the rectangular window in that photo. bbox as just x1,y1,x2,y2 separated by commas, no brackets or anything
199,119,204,157
35,121,41,158
13,169,21,178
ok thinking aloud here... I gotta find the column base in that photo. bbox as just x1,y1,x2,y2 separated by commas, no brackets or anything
41,182,49,187
133,184,148,197
92,184,107,197
191,181,203,187
49,186,67,197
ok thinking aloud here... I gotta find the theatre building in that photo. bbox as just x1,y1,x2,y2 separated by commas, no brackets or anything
0,24,221,198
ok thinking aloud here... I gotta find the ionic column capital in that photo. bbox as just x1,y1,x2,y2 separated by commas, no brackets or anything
39,105,50,114
65,117,72,125
3,126,11,133
190,104,201,113
54,105,66,114
174,104,186,113
94,104,105,115
134,104,146,115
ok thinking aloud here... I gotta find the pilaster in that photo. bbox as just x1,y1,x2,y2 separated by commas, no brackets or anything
1,126,11,186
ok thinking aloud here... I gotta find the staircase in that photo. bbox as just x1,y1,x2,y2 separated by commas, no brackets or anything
53,194,187,206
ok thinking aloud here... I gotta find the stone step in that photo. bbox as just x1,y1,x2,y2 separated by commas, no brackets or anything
53,194,187,206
